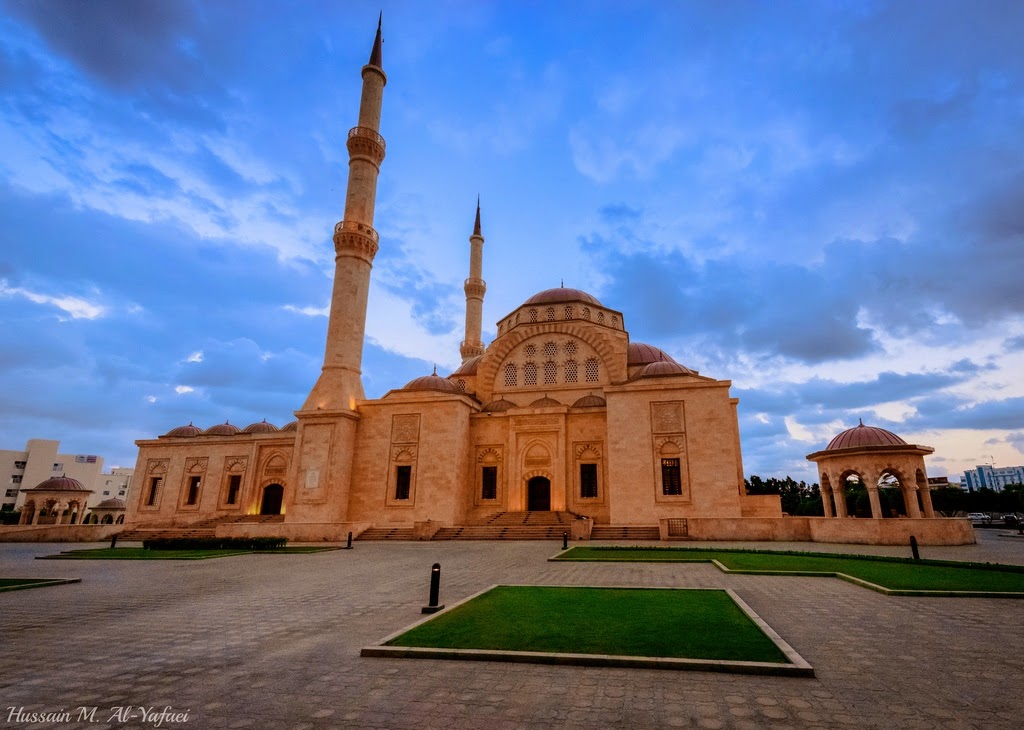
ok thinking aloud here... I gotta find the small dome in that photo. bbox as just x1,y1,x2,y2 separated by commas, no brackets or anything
164,422,203,438
31,475,88,492
280,421,298,432
627,342,678,366
205,421,241,436
523,288,602,307
451,356,481,376
482,398,517,412
572,394,606,408
529,395,562,408
826,422,907,450
402,373,461,394
631,361,694,380
96,498,126,509
242,419,279,434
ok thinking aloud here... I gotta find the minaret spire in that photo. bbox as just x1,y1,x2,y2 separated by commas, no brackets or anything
461,197,487,362
303,17,388,411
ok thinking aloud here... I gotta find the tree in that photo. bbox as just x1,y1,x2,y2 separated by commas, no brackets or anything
744,475,824,516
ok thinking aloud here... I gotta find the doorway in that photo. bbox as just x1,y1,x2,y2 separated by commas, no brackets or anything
260,484,284,515
527,476,551,511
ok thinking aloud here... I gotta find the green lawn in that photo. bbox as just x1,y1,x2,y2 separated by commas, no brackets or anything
387,585,790,664
557,547,1024,593
0,578,79,592
40,546,337,560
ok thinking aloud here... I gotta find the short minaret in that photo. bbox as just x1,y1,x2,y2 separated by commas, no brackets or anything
303,16,387,411
460,198,486,362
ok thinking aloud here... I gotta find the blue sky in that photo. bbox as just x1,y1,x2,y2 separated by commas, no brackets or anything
1,0,1023,481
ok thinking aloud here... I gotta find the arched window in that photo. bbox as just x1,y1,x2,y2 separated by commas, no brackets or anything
582,307,590,320
524,362,538,385
564,360,578,383
457,379,466,392
546,307,555,321
543,341,557,360
585,358,599,382
544,361,557,384
525,344,537,358
611,315,619,328
504,363,518,387
597,312,605,324
564,305,573,319
529,309,538,322
564,341,577,355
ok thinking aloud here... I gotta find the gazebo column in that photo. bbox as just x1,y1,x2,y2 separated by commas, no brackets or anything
54,501,65,525
867,486,883,519
834,486,848,517
905,487,922,518
920,487,935,518
821,486,834,517
31,506,41,525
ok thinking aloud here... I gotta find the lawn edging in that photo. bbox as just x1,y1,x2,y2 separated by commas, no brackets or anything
0,578,81,593
360,584,814,677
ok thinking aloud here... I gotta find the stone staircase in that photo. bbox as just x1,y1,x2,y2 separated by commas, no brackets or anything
433,511,576,540
356,526,415,541
590,525,662,541
118,515,281,541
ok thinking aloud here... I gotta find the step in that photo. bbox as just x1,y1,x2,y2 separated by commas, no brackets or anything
590,526,661,540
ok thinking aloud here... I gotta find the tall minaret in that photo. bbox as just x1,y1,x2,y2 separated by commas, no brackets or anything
460,198,486,362
304,16,387,411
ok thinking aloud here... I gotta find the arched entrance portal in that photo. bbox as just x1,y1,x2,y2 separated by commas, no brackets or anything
526,476,551,511
260,484,284,515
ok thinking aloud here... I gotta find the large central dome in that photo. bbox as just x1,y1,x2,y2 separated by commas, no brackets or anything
523,287,602,306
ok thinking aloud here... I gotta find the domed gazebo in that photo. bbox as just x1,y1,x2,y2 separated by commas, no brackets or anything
19,475,93,526
806,420,936,519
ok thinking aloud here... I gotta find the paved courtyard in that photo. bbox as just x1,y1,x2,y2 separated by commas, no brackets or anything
2,531,1023,729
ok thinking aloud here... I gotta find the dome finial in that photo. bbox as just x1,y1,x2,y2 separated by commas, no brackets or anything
473,195,481,236
859,417,863,426
560,278,564,287
432,363,437,376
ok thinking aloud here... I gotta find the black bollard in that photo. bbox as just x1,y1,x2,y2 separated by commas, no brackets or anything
910,535,920,560
110,534,118,550
343,531,353,549
422,562,444,614
563,531,568,550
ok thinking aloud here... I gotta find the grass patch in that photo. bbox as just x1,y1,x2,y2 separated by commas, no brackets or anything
557,547,1024,593
0,578,80,592
39,546,338,560
386,585,789,664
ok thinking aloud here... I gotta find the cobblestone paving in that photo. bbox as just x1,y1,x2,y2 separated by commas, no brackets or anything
1,531,1022,729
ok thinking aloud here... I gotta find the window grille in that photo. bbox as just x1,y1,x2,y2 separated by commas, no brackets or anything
504,363,518,387
611,315,619,328
525,344,536,357
11,475,22,484
662,459,682,495
597,312,604,324
544,361,557,384
524,362,537,385
565,360,578,383
481,466,497,500
565,305,573,319
564,341,577,355
457,379,466,392
546,307,555,321
146,477,162,506
580,464,598,499
395,465,411,500
529,309,538,322
585,358,599,382
226,474,241,504
186,476,201,505
582,308,590,320
543,341,557,359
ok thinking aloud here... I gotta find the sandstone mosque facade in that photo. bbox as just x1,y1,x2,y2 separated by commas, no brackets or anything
122,21,972,546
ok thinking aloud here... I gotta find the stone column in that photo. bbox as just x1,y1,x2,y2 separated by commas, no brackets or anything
55,500,65,525
821,486,834,517
920,486,935,518
867,486,882,519
834,486,848,517
905,487,922,518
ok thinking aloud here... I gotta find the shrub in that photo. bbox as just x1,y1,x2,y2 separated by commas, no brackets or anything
142,536,287,551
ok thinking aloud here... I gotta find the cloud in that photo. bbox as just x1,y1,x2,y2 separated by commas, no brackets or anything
174,385,195,394
0,278,105,320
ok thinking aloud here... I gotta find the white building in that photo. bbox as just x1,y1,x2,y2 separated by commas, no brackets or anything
962,465,1024,492
1,439,104,513
89,467,134,509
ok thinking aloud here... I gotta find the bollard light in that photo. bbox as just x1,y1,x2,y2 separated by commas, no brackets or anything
422,562,444,614
910,535,920,560
563,531,568,550
343,531,353,549
110,534,118,550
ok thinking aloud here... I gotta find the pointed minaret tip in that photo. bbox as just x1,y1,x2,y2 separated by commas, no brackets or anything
473,195,482,236
369,12,383,68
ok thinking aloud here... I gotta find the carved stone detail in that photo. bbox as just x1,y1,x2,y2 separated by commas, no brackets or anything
477,446,502,463
575,442,603,459
147,459,168,475
185,457,208,473
651,402,684,434
392,414,421,444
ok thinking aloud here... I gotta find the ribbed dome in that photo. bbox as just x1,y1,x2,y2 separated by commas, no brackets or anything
482,398,517,412
627,342,677,366
164,422,203,438
31,475,87,492
96,498,126,509
402,373,461,394
280,421,298,432
631,361,694,380
451,356,481,376
827,422,907,450
523,288,602,306
205,421,241,436
242,419,279,434
530,395,562,408
572,394,607,408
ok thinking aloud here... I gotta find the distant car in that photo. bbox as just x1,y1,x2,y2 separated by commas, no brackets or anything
967,513,991,524
1002,514,1019,526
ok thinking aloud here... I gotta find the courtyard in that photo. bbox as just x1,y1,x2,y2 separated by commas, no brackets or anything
2,531,1023,729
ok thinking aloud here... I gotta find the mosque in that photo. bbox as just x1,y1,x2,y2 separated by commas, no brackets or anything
120,20,972,546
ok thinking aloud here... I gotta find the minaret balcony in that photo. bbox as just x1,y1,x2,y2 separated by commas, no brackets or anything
464,278,486,298
347,126,386,165
333,219,379,261
460,340,485,357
